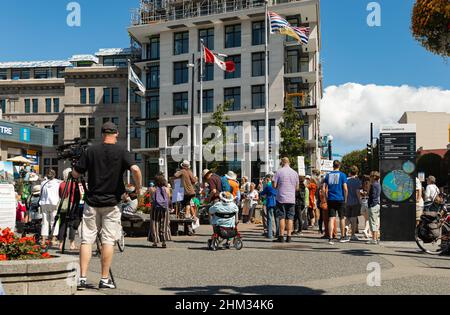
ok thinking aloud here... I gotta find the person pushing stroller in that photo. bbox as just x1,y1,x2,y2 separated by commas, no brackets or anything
208,192,243,250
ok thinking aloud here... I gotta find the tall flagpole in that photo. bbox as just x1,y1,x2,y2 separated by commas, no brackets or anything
264,0,270,174
199,39,204,184
127,59,131,184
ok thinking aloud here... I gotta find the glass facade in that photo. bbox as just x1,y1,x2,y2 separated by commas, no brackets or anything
80,88,87,104
251,119,276,142
225,24,241,48
251,85,265,109
199,28,214,50
32,99,38,113
103,56,128,67
252,52,265,77
224,55,241,79
173,61,188,84
45,98,52,113
103,88,111,104
89,88,95,104
53,98,60,112
112,88,120,103
173,92,189,115
252,21,265,45
146,94,159,119
147,36,160,60
174,31,189,55
147,65,160,89
197,89,214,113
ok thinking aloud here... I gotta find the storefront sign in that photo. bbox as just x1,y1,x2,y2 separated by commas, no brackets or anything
0,184,16,230
0,125,13,135
20,127,30,142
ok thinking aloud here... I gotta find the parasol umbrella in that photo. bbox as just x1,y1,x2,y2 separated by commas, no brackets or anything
7,156,33,164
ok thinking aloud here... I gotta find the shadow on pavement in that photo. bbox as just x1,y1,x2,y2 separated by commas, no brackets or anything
161,284,326,295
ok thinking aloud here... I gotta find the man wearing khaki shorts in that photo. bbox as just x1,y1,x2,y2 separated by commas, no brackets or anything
72,122,142,290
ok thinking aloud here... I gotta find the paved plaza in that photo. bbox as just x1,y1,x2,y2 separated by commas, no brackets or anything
74,223,450,295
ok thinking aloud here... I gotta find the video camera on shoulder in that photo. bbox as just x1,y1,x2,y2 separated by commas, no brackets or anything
57,137,90,166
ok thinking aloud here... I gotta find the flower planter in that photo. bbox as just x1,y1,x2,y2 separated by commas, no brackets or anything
0,255,78,295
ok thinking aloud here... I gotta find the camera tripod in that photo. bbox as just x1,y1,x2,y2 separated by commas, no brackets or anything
47,171,116,288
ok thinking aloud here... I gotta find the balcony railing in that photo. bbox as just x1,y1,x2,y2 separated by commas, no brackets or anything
131,0,306,26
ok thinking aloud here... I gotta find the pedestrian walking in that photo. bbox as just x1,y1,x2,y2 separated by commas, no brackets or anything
73,122,142,290
39,169,61,247
260,174,277,239
273,157,299,243
323,160,348,245
175,160,198,220
293,176,306,236
306,175,319,228
148,173,172,248
424,175,440,203
367,171,381,245
343,166,362,242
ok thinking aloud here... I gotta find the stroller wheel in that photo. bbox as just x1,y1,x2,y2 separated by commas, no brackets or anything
211,239,219,251
234,238,243,250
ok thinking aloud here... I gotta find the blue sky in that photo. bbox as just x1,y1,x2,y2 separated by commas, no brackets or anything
1,0,448,155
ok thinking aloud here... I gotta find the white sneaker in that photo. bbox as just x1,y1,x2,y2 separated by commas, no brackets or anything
366,239,378,245
328,239,335,245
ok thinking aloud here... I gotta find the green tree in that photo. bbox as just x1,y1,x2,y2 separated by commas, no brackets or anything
340,149,370,176
203,101,230,173
278,100,306,170
411,0,450,58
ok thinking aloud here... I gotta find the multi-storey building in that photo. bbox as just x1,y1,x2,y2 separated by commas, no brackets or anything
0,49,142,176
129,0,322,182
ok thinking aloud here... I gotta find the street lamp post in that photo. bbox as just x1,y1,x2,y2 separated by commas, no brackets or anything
327,134,333,161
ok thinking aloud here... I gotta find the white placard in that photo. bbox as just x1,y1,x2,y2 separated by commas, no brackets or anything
297,156,306,176
320,160,334,172
380,124,416,133
418,172,425,182
0,184,16,231
172,178,184,203
159,158,165,166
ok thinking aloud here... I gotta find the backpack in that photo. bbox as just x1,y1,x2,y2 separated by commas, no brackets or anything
153,186,168,210
221,176,232,193
27,195,40,213
418,212,441,243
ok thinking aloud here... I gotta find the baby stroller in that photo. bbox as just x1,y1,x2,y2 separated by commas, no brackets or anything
19,185,42,242
207,192,243,251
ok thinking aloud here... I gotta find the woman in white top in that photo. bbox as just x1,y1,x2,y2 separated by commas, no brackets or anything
244,183,259,224
424,175,440,203
39,169,61,246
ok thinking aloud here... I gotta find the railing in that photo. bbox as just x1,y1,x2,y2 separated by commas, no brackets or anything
131,0,306,26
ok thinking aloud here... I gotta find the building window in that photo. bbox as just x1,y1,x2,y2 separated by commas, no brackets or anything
252,85,265,109
199,63,213,81
286,47,309,73
147,65,160,89
224,87,241,111
146,128,159,148
34,68,52,79
0,99,5,114
57,68,65,78
252,52,265,77
103,56,128,67
167,125,187,146
12,69,30,80
199,28,214,50
224,121,243,144
53,98,60,112
80,118,95,140
174,31,189,55
197,89,214,113
111,117,119,126
147,36,160,60
89,88,95,104
0,70,7,80
173,61,188,85
32,99,38,113
52,125,59,146
80,88,87,104
24,99,31,113
224,55,241,79
103,88,111,104
225,24,241,48
146,94,159,119
252,119,276,142
173,92,189,115
45,98,52,113
252,21,265,46
286,15,300,42
112,88,120,103
286,80,312,108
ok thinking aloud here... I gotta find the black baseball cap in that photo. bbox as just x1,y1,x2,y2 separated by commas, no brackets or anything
101,122,118,134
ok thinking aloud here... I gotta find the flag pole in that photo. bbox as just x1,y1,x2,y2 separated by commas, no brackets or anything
127,59,131,184
264,0,270,174
199,39,204,184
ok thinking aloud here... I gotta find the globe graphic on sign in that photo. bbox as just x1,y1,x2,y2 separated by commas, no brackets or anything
382,170,414,202
402,161,415,174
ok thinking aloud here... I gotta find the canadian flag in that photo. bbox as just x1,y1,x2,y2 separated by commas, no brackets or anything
204,46,235,73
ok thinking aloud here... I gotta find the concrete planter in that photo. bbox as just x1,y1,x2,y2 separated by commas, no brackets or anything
0,255,78,295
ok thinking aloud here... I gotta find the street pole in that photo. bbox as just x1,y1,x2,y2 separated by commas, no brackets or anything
264,0,270,174
190,53,196,177
370,122,374,172
199,40,204,184
127,59,131,184
328,140,332,161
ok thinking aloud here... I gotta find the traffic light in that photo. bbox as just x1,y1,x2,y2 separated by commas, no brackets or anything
367,143,373,156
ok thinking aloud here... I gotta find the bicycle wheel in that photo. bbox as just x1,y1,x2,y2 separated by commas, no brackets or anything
415,226,445,255
117,230,126,253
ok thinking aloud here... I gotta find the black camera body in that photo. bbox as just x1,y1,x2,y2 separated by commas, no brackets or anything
57,138,89,165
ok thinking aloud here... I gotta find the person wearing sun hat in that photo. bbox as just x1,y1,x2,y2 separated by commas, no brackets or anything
175,160,197,220
225,171,240,203
202,169,222,203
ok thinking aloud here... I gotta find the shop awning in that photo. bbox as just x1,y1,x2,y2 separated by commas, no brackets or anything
7,156,33,164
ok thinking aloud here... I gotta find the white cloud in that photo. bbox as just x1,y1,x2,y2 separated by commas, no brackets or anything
321,83,450,153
